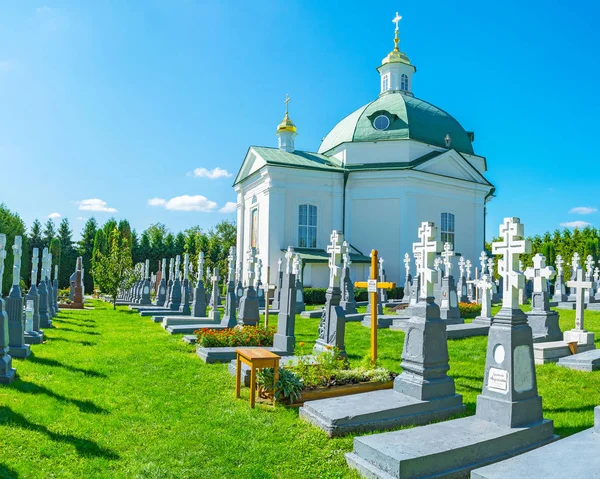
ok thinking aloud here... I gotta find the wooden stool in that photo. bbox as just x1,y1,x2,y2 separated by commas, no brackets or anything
235,348,280,408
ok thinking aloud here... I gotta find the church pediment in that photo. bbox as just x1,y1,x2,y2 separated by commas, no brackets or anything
412,149,491,185
233,148,267,186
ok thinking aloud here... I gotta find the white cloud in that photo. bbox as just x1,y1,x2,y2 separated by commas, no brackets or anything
148,195,217,212
191,167,232,180
568,206,597,215
560,221,591,229
219,202,237,214
76,216,86,221
48,212,61,219
148,197,167,207
77,198,118,213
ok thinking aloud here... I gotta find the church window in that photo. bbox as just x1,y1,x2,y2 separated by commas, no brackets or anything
373,115,390,131
441,213,455,247
298,204,317,248
250,207,259,248
382,74,389,92
401,74,409,91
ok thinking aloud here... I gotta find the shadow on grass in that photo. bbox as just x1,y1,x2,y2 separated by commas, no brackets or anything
28,355,107,378
45,337,96,347
0,406,118,459
52,318,97,329
54,327,100,336
0,464,18,478
9,380,108,415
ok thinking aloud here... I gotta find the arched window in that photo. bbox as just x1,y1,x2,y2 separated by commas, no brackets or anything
298,204,317,248
401,74,409,91
382,74,390,92
441,213,455,247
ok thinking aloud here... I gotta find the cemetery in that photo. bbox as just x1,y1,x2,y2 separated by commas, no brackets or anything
1,5,598,479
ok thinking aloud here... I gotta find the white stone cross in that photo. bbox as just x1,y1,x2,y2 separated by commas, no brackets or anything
161,258,167,278
285,246,295,275
586,255,595,280
197,252,205,279
487,257,495,278
0,234,6,283
228,247,236,283
567,268,592,330
458,256,465,278
343,251,351,270
168,258,174,282
31,248,39,287
392,12,402,30
277,257,282,273
183,254,189,280
41,247,48,282
256,258,263,285
433,256,442,272
412,221,442,298
465,259,472,279
211,267,219,284
572,253,581,275
594,267,599,283
524,253,555,293
246,247,256,284
292,253,300,276
403,252,411,275
555,255,564,276
47,252,52,282
492,217,531,309
327,230,345,288
475,273,494,318
479,251,488,276
442,242,454,276
12,236,22,286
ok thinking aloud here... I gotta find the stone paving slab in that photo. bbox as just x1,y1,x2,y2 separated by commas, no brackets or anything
161,316,213,328
346,416,555,478
166,323,227,335
557,349,600,371
445,323,490,339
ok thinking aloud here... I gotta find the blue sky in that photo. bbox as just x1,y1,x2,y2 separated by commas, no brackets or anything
0,0,598,240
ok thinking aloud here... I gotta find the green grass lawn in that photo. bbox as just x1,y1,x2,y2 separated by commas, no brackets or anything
1,300,600,478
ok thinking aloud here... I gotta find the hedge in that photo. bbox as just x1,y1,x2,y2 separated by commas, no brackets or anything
303,287,405,305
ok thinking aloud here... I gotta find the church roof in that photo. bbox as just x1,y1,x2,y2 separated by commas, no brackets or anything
282,247,371,265
318,93,475,156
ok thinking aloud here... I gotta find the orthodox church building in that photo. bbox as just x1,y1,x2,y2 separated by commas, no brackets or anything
233,14,494,288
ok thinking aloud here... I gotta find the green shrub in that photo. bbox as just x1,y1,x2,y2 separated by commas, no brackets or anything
257,368,304,404
194,326,276,348
303,288,327,305
304,286,404,304
459,302,481,318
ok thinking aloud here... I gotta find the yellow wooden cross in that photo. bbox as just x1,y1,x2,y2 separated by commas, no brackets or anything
355,249,396,364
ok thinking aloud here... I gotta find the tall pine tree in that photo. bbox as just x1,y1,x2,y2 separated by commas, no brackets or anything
42,219,57,249
57,218,77,288
79,218,98,293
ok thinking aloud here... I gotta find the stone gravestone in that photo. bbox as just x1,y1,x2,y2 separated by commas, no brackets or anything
192,252,207,318
473,273,494,326
5,236,30,359
140,260,152,306
0,234,16,383
165,258,174,304
221,247,237,328
47,252,56,317
345,217,555,478
38,247,51,328
208,268,221,322
401,252,412,304
313,231,347,357
552,255,568,303
439,242,461,324
237,247,260,326
433,256,443,304
271,257,283,310
487,257,499,303
595,267,600,301
563,268,595,348
457,256,469,303
165,256,182,311
180,254,191,315
303,222,464,437
71,256,84,308
525,253,562,342
273,249,297,353
339,245,357,314
255,256,265,309
568,253,580,302
24,247,43,344
294,253,305,313
156,258,167,307
584,255,596,304
465,259,474,302
235,262,244,308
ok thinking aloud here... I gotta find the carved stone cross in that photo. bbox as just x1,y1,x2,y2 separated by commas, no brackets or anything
326,230,345,289
567,268,592,330
524,253,555,293
441,242,454,276
412,222,442,298
555,255,564,275
479,251,488,275
585,255,595,280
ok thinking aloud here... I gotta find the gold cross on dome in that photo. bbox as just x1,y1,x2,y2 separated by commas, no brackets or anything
392,12,402,30
284,94,291,114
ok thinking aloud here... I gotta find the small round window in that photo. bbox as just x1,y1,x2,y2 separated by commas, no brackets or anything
373,115,390,131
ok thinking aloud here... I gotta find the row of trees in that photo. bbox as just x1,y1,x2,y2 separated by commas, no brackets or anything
0,203,236,296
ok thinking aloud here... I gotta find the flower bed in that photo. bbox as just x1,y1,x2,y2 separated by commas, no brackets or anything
194,326,276,348
459,302,482,318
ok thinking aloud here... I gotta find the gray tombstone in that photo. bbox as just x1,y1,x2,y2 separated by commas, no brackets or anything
313,231,347,357
179,254,191,315
6,236,30,358
294,254,305,313
255,256,265,308
238,247,260,326
457,256,469,303
271,257,284,310
38,247,51,328
525,254,562,342
140,260,152,306
0,234,16,383
339,247,357,314
165,256,182,311
192,253,206,317
235,262,244,308
221,248,237,328
24,247,43,344
156,258,167,307
273,255,297,353
53,265,59,313
439,242,461,324
47,252,56,317
402,253,412,304
208,268,221,322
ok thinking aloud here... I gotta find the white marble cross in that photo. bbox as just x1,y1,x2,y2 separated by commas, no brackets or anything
183,254,189,280
492,217,531,309
465,259,472,279
403,252,411,276
442,242,454,276
12,236,22,286
228,247,236,283
343,251,351,270
0,234,6,282
31,248,39,287
594,267,599,283
412,222,442,298
567,268,592,330
197,252,205,279
479,251,488,276
161,258,167,278
572,253,581,275
285,246,295,275
524,253,555,293
458,256,465,278
246,247,256,284
555,255,564,276
145,259,150,280
168,258,174,282
433,256,442,273
392,11,402,29
487,257,495,278
292,253,300,276
277,257,283,273
256,258,263,285
326,230,345,288
211,267,219,284
475,273,494,317
41,247,48,282
174,255,181,281
585,255,595,280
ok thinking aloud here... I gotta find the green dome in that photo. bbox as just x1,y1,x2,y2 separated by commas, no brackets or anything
318,93,474,155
